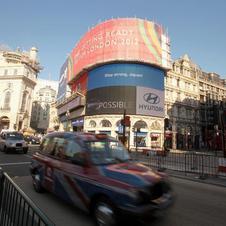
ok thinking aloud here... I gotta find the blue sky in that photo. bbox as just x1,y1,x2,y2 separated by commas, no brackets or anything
0,0,226,80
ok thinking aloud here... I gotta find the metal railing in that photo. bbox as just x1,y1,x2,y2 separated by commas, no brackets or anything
130,151,223,178
0,169,55,226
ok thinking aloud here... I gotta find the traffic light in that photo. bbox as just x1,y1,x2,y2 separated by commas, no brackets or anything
121,116,131,127
124,116,131,127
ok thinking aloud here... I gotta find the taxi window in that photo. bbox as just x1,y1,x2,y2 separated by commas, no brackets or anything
54,137,68,159
41,136,57,155
65,139,83,159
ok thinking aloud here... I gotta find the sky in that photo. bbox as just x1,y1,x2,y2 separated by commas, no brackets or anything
0,0,226,80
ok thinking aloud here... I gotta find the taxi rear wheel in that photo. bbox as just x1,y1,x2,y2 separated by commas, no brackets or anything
33,173,44,193
94,198,117,226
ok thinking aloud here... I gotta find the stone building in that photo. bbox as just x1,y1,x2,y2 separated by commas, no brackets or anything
0,46,42,132
165,54,226,150
30,79,59,133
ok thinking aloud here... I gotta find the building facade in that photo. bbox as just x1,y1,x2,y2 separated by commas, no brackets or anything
30,79,59,133
165,54,226,150
0,47,41,132
56,18,171,150
56,18,226,151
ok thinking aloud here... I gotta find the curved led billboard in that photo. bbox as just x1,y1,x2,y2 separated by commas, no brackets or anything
87,63,164,91
86,63,164,117
86,86,136,115
69,18,171,82
86,86,164,117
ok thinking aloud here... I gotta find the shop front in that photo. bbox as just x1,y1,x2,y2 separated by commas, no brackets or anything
72,117,84,131
150,133,161,148
164,130,173,149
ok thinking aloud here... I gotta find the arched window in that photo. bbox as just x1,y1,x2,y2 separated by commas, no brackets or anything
100,120,112,127
150,121,161,130
3,91,11,110
134,120,147,129
21,92,28,112
116,120,121,127
89,120,96,128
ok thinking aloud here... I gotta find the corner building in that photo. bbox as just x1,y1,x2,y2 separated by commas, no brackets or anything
56,18,171,149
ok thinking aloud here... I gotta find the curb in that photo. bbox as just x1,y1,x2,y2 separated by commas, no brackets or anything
169,173,226,188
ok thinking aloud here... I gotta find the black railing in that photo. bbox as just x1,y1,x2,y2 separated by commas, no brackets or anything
130,151,222,178
0,169,55,226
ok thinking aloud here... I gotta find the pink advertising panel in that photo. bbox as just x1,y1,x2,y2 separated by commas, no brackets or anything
68,18,171,82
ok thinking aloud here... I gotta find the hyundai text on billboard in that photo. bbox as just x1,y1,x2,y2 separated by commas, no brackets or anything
86,86,136,115
136,87,164,117
69,18,171,82
88,63,164,91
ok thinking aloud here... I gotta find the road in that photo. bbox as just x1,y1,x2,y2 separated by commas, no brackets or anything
0,144,38,176
1,146,226,226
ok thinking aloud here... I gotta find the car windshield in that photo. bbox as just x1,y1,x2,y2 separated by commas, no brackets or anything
86,140,130,165
7,133,23,140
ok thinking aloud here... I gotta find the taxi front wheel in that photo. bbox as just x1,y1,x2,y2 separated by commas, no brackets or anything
94,198,117,226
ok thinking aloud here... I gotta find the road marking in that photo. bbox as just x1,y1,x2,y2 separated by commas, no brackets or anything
25,154,32,158
0,162,31,166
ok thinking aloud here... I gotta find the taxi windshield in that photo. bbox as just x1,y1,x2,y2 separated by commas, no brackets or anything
86,140,130,165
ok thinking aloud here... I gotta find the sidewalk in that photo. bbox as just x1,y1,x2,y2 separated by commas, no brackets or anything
169,148,224,157
166,168,226,187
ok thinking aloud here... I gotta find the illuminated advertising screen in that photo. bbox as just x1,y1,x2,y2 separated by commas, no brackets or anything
69,18,171,81
57,58,68,103
136,87,164,117
88,63,164,90
86,86,136,115
86,63,165,116
71,72,88,95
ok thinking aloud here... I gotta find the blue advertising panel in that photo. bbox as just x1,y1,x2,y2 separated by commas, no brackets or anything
88,63,164,91
57,58,68,103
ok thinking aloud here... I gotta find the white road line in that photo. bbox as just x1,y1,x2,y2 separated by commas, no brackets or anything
0,162,31,166
25,154,32,158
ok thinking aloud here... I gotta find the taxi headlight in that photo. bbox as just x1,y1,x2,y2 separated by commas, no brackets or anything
128,187,150,204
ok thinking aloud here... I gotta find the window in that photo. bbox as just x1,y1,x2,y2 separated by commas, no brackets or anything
89,120,96,128
21,92,28,112
65,139,83,159
100,120,112,127
87,140,129,165
53,137,68,159
41,137,57,155
3,91,11,109
14,69,18,75
4,69,8,76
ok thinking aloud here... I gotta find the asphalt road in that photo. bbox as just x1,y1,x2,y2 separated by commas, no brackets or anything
0,144,38,176
1,146,226,226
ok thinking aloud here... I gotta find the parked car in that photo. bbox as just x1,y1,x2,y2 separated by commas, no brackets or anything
24,135,41,144
30,132,174,226
0,131,28,154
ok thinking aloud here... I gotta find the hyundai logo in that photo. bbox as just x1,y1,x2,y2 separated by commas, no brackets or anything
143,93,160,104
